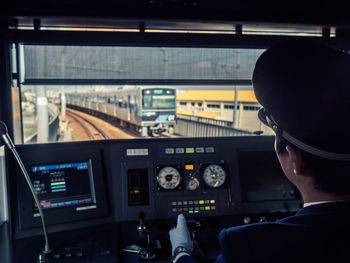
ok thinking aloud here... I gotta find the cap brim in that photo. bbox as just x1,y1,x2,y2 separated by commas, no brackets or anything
258,108,269,127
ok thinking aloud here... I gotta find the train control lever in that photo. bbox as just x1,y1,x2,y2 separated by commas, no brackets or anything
136,212,156,260
186,219,205,257
137,212,147,240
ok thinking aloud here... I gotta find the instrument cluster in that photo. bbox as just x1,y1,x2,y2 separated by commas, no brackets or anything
156,163,228,191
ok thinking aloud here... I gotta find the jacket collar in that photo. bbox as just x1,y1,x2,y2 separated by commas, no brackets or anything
296,200,350,216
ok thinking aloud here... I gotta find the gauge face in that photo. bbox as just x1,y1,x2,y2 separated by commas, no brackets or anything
157,166,181,190
203,164,226,188
186,178,200,191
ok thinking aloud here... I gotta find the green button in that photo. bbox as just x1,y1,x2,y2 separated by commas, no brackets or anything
205,206,210,211
188,210,194,214
186,148,195,154
199,200,204,205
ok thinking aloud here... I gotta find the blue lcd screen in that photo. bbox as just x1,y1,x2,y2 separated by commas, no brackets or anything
31,160,96,210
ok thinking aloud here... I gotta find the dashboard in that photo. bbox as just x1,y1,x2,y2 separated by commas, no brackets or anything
4,136,302,262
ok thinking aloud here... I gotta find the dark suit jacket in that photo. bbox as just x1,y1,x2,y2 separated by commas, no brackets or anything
178,201,350,263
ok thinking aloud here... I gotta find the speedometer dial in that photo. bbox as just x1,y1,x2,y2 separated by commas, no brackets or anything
203,164,226,188
157,166,181,190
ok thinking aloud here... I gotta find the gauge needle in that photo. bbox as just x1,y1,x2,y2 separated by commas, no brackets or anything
210,168,217,177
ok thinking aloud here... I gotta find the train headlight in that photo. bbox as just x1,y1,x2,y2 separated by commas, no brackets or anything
143,112,156,117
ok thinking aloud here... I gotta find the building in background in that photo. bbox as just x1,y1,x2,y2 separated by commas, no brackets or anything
176,90,273,134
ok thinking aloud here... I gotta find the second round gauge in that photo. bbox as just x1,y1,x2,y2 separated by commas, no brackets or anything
157,166,182,190
202,164,226,188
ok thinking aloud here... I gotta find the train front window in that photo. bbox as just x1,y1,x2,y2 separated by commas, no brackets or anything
151,95,175,108
142,89,176,109
11,41,272,144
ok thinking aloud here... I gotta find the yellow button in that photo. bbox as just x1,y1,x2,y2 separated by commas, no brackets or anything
205,206,210,210
189,210,194,214
199,200,204,204
210,200,216,204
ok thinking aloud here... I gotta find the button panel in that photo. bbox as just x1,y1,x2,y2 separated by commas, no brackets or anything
165,146,215,155
170,199,216,214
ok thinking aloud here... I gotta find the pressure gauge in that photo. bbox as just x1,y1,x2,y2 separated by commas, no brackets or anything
186,178,200,191
202,164,226,188
157,166,181,190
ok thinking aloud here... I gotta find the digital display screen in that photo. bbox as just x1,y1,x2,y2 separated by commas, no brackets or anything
238,150,298,202
31,160,96,210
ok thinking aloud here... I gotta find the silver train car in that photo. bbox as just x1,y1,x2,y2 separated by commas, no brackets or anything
66,86,177,136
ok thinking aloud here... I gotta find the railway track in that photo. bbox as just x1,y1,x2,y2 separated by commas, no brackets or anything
66,109,110,140
63,106,172,139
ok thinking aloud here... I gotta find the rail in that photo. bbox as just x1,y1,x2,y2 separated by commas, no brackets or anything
66,109,110,140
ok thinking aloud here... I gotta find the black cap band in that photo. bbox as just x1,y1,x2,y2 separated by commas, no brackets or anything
258,108,350,161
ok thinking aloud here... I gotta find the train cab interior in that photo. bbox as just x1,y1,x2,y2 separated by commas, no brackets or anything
0,1,349,262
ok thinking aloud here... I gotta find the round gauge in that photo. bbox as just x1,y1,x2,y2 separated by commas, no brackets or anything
203,164,226,188
186,178,200,191
157,166,181,190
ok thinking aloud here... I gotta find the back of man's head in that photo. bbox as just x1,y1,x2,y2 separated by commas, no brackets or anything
253,40,350,195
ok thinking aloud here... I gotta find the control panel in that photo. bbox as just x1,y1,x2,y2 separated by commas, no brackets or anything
154,158,233,219
4,136,303,263
11,136,301,239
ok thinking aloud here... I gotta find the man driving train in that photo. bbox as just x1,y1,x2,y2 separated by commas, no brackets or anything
169,40,350,263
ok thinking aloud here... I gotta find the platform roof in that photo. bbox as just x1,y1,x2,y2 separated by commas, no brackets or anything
176,90,258,103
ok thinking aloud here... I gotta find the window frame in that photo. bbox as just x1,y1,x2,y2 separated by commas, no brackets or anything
11,29,332,87
8,28,337,143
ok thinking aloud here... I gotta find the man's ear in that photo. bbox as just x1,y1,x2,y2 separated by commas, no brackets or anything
285,145,303,175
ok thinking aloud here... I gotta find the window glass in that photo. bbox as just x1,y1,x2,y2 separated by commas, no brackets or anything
15,45,274,144
22,45,263,81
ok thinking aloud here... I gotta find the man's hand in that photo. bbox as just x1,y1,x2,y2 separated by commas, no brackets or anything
169,214,193,256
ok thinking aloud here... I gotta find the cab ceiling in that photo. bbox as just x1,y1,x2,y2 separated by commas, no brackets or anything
3,0,350,27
